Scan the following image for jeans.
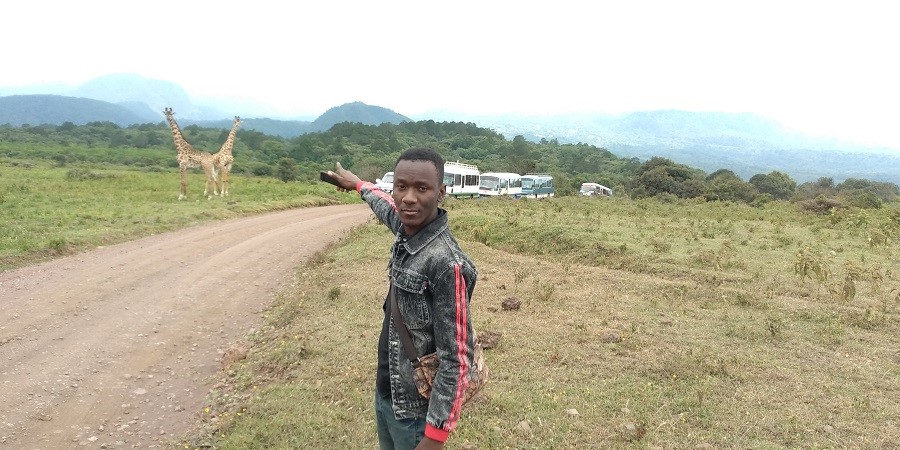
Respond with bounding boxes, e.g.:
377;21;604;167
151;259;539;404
375;393;425;450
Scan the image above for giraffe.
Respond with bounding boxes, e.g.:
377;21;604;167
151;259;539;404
212;116;241;196
163;107;219;200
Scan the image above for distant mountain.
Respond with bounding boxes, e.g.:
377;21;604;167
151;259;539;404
182;117;313;138
310;101;410;131
0;94;406;139
70;73;205;119
0;95;152;126
116;101;162;122
184;102;409;136
455;110;900;183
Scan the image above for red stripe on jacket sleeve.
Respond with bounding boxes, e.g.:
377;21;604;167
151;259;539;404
357;181;396;210
445;264;470;431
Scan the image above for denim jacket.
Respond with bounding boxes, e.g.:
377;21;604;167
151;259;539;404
357;181;478;443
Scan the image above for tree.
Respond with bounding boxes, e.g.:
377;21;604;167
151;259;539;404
796;177;836;200
330;137;348;157
276;158;298;182
261;140;287;160
249;162;273;176
706;169;739;181
507;135;536;174
628;157;706;199
816;177;835;190
131;133;150;148
749;171;796;200
705;170;756;202
837;178;900;202
57;122;77;132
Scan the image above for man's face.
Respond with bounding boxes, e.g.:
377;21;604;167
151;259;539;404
391;159;446;236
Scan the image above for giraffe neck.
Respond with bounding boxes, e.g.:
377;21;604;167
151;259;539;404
217;118;241;156
165;114;192;151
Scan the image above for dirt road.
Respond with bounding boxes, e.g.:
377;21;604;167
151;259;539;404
0;204;372;449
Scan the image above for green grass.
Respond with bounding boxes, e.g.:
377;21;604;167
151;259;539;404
183;196;900;449
445;196;899;303
0;161;360;271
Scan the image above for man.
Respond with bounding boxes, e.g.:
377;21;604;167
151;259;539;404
327;147;478;450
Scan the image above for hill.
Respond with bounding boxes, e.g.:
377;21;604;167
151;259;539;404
0;95;152;126
177;117;313;139
70;73;200;119
0;95;408;139
0;75;410;136
310;101;410;132
176;102;408;137
461;110;900;183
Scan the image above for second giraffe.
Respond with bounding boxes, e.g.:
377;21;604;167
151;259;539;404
212;116;242;197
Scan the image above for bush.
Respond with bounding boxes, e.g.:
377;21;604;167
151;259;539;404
66;168;101;180
798;195;844;214
52;153;68;167
842;190;882;209
751;193;774;207
276;158;298;182
250;163;274;177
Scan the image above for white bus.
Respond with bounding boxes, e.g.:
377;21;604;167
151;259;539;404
443;161;480;198
479;172;522;198
580;182;613;197
521;173;555;198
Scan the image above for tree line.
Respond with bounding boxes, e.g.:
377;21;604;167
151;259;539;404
1;120;897;211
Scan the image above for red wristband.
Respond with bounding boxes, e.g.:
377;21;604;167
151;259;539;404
424;424;449;442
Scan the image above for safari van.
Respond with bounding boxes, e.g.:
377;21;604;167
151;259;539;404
580;182;613;197
375;172;394;193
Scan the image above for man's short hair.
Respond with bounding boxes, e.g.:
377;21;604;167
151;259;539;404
395;147;445;183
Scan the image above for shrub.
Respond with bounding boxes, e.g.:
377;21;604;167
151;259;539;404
250;162;274;177
66;168;101;180
797;195;844;214
751;193;774;207
276;158;298;182
52;153;68;167
842;190;882;209
48;237;68;254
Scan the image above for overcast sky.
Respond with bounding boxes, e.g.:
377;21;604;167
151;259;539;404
3;0;898;149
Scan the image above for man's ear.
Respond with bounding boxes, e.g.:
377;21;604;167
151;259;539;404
439;184;446;201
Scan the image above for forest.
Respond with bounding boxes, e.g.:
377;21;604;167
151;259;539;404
1;119;897;211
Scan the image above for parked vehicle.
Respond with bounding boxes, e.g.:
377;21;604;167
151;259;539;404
479;172;522;198
580;182;613;197
443;161;480;198
520;173;554;198
375;172;394;193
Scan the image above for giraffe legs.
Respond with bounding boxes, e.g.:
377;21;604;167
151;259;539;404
219;165;231;197
203;164;219;200
212;161;233;197
179;167;188;201
179;164;220;200
203;178;215;200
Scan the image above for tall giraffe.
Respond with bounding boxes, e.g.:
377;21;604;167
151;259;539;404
163;107;219;200
212;116;241;197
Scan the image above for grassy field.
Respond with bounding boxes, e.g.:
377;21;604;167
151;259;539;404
180;196;899;449
0;161;359;271
3;160;899;448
